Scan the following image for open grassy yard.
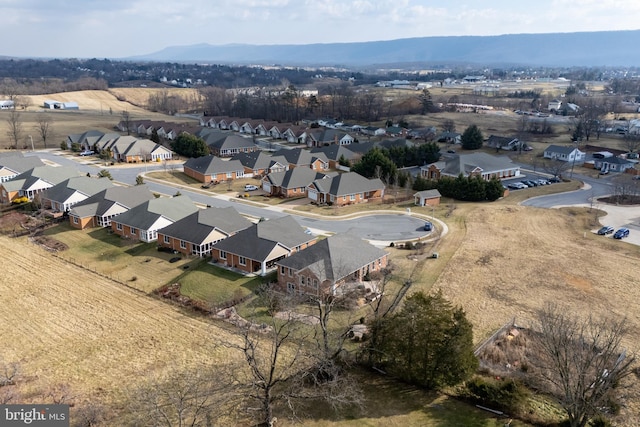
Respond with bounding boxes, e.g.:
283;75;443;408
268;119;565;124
177;263;267;306
42;224;202;293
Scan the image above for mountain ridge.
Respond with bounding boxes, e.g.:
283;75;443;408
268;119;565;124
128;30;640;67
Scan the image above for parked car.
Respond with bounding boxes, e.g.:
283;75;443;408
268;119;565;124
244;184;259;191
508;182;527;190
597;226;614;235
524;180;538;187
548;177;561;183
613;228;630;239
599;169;609;175
446;149;456;154
424;221;433;232
536;179;549;185
79;150;95;156
520;181;531;188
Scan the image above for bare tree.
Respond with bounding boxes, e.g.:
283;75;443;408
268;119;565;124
542;158;570;179
441;119;456;133
121;110;132;135
5;109;23;148
0;357;20;404
229;290;362;426
535;303;635;427
622;133;640;154
35;113;54;149
128;365;238;427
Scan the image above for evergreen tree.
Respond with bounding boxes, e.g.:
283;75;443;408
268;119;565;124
369;290;477;389
351;147;398;184
171;133;209;158
461;124;484;150
485;177;505;201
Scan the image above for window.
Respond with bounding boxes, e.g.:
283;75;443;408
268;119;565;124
287;283;295;293
281;266;285;275
131;228;137;235
116;223;122;231
300;276;305;286
239;256;246;266
313;279;318;290
220;251;227;259
226;172;233;178
343;195;346;201
237;170;244;178
350;194;356;201
180;240;186;249
164;235;170;243
73;217;78;224
288;268;293;277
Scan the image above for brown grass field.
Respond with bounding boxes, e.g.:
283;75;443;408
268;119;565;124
0;234;238;417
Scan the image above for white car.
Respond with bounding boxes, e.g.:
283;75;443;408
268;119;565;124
79;150;94;156
244;184;259;191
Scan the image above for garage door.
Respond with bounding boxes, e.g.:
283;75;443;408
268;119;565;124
262;182;271;193
307;188;317;202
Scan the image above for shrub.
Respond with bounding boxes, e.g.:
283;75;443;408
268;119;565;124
466;376;530;415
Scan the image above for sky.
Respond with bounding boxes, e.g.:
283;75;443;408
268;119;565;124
2;0;639;59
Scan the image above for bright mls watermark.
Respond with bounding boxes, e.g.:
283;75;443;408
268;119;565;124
0;405;68;426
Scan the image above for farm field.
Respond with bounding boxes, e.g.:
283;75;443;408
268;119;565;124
0;233;238;420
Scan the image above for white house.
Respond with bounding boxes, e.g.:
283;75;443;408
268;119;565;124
543;145;586;162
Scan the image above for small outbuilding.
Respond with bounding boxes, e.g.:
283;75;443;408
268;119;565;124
414;189;442;207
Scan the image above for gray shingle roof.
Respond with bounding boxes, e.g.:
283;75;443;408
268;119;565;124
277;233;388;282
183;155;244;175
112;195;198;229
44;176;114;205
441;152;515;176
212;216;313;261
310;172;384;196
310;145;357;161
0;155;44;174
266;168;327;189
69;185;154;218
545;145;580;155
208;134;255;150
158;206;252;244
2;166;79;192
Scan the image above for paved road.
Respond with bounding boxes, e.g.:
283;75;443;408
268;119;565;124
26;150;433;245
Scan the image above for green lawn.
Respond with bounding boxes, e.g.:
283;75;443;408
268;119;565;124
177;264;270;307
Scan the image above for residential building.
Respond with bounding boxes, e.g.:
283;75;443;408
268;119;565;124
262;168;331;198
275;233;389;297
210;216;316;276
420;152;520;180
232;151;288;177
157;206;252;257
41;176;114;213
183;155;245;184
0;153;44;183
0;166;78;204
543;145;586;163
307;172;385;206
68;185;155;229
110;195;199;243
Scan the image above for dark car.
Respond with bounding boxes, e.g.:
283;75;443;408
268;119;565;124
548;177;561;183
424;221;433;232
597;226;614;235
613;228;630;239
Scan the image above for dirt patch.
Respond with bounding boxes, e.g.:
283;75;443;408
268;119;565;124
598;195;640;205
29;235;68;252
